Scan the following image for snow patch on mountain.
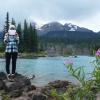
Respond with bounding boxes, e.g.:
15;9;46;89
66;23;78;31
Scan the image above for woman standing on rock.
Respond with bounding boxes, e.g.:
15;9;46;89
4;24;19;80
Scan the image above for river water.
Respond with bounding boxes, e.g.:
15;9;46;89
0;56;95;86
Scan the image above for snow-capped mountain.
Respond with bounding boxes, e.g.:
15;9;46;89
64;23;92;32
64;23;77;31
38;22;93;35
38;22;64;35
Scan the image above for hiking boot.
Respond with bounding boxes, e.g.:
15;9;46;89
11;74;15;78
7;74;11;81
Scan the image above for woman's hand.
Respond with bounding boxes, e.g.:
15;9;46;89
4;33;9;43
15;33;19;44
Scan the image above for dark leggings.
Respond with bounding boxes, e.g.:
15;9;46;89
5;52;18;74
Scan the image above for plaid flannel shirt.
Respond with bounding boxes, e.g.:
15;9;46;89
4;33;19;53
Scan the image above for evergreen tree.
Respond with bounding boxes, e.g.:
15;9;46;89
11;18;16;26
23;20;29;52
4;12;9;33
2;12;9;51
28;23;33;52
28;23;37;52
23;22;38;52
32;25;38;52
3;25;5;38
16;23;23;52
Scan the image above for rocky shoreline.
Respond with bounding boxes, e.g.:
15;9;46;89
0;72;99;100
0;72;72;100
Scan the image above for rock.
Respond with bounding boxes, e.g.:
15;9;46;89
32;93;47;100
41;80;72;95
31;85;37;90
0;72;7;80
12;96;31;100
6;81;23;91
24;85;36;92
0;96;2;100
0;72;38;99
91;86;98;94
48;80;70;88
29;75;35;80
96;92;100;100
14;73;31;84
27;91;35;98
0;80;6;90
5;73;31;92
9;90;22;98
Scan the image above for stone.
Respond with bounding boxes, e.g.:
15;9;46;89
0;72;37;99
0;96;2;100
0;72;7;80
5;73;31;92
28;75;35;80
24;85;36;92
12;96;31;100
0;80;6;90
48;80;70;88
32;93;47;100
96;92;100;100
9;90;22;98
41;80;72;95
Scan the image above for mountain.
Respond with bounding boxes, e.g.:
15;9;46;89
42;31;100;40
38;22;93;35
38;22;100;43
38;22;64;35
64;23;92;32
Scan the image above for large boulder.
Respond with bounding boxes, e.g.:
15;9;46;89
0;72;37;99
5;73;31;92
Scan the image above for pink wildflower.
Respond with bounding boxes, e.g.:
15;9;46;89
96;48;100;57
64;59;73;66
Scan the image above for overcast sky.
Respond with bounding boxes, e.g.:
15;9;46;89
0;0;100;32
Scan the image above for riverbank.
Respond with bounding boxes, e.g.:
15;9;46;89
0;72;71;100
0;52;92;59
0;52;46;59
0;72;99;100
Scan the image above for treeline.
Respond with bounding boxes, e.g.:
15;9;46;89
39;31;100;55
1;12;38;53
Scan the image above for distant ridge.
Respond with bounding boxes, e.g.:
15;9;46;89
37;22;93;35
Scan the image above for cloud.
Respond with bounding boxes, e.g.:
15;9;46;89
0;0;100;31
